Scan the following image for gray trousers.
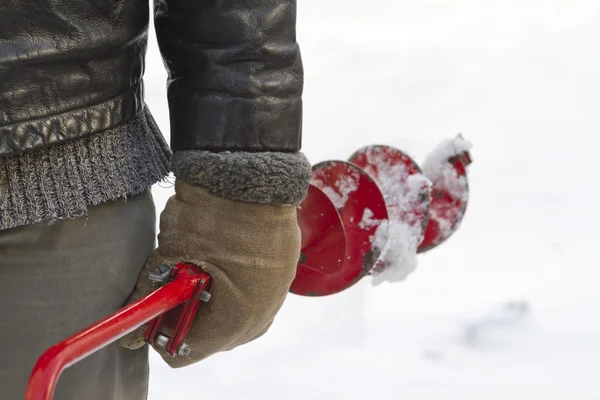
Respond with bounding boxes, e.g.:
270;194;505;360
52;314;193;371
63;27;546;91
0;191;156;400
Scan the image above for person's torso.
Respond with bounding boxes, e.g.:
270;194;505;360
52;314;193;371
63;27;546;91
0;0;149;156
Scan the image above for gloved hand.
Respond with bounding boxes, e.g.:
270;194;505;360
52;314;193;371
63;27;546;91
119;151;310;368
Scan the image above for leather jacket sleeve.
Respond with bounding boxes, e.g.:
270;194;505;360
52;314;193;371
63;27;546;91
154;0;303;153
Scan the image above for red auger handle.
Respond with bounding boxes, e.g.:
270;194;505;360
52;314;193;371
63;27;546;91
24;263;211;400
145;262;212;357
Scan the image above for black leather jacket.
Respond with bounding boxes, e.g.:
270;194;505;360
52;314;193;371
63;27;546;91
0;0;303;156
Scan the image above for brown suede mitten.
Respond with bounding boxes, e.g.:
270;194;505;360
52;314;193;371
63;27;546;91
118;178;301;368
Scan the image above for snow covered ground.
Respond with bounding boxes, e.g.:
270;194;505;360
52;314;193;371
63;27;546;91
143;1;600;399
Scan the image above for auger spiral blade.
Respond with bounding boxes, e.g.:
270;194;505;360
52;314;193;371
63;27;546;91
418;136;472;253
349;145;432;276
290;184;346;295
291;161;388;296
291;135;473;296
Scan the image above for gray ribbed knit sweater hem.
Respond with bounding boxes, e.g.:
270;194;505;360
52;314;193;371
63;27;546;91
0;107;172;231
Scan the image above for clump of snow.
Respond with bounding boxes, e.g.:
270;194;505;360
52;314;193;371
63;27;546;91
422;135;472;201
358;208;380;229
312;169;359;209
370;219;421;285
358;147;432;285
422;135;472;181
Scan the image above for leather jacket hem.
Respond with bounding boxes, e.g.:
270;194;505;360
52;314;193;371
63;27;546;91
0;82;144;157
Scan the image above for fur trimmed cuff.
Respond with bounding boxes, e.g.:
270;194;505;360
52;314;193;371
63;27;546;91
171;150;311;205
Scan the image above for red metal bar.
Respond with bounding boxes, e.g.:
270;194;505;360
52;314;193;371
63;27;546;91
24;268;204;400
144;263;211;356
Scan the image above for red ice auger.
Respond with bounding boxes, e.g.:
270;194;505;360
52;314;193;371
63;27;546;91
25;135;472;399
291;135;473;296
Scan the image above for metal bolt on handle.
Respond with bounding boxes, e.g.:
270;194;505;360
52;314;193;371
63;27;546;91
200;291;211;302
148;263;171;283
177;343;192;356
154;333;192;356
149;264;211;304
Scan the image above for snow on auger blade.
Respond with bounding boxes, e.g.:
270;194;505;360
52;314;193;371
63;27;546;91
291;135;473;296
349;145;431;278
418;136;472;252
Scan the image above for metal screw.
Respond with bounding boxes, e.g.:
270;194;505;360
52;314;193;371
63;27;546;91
154;333;170;349
148;263;171;283
200;291;211;302
178;343;191;356
154;334;191;357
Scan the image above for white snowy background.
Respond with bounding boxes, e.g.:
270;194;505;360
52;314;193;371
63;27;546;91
143;1;600;399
